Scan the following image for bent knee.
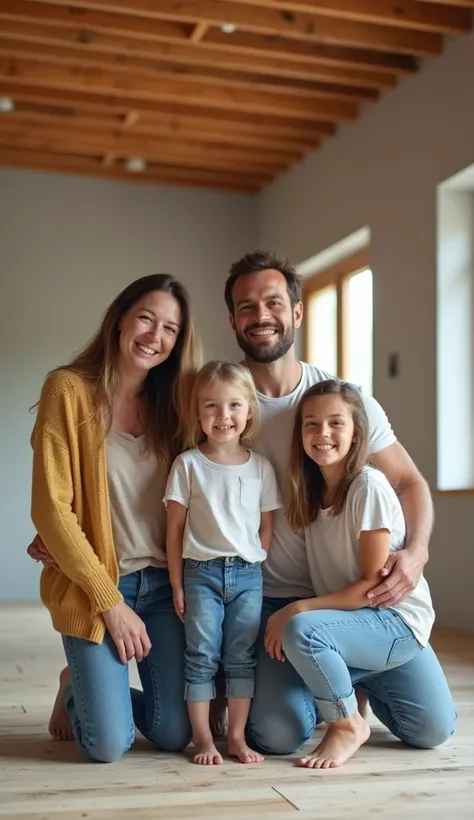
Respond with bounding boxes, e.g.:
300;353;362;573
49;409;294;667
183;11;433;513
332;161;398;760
401;711;456;750
247;713;312;755
282;612;311;656
84;730;134;763
147;720;192;753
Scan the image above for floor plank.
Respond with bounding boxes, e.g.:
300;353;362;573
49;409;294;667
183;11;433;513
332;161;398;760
0;605;473;819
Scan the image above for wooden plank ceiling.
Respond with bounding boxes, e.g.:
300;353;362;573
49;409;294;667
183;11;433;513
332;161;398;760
0;0;472;193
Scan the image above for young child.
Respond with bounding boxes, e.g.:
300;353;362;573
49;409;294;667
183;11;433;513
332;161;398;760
164;361;281;766
263;379;436;770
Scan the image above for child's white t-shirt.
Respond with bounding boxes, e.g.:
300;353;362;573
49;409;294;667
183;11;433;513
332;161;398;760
304;466;435;646
163;448;282;563
253;362;397;598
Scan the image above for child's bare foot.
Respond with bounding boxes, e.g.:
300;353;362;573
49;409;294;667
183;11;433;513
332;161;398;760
228;737;264;764
210;695;228;739
298;712;370;769
48;667;74;741
192;738;224;765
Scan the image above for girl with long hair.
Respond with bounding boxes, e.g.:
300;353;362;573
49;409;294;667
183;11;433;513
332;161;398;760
264;379;439;769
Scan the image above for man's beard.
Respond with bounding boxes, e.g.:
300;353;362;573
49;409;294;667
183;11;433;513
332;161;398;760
235;321;295;364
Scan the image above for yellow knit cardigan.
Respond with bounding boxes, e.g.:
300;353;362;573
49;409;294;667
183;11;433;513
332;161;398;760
31;369;123;643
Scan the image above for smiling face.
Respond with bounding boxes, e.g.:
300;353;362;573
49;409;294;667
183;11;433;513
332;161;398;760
198;380;251;446
229;269;303;364
118;290;182;376
301;394;356;472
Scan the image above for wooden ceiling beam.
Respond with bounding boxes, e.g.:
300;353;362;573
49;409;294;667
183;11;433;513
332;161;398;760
204;29;417;73
0;147;265;192
0;127;295;175
123;109;139;127
0;56;360;121
0;83;338;136
0;1;417;74
416;0;474;7
190;21;208;42
0;38;379;103
0;19;397;89
0;109;321;151
0;117;304;166
225;0;471;35
101;151;116;166
20;0;443;56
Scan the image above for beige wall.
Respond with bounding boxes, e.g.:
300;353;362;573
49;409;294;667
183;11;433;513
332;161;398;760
260;31;474;631
0;169;254;600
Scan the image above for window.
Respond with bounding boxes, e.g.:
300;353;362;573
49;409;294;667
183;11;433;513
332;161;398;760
437;174;474;491
303;250;373;394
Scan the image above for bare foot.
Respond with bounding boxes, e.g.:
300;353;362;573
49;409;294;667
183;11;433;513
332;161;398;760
192;737;224;765
298;712;370;769
228;737;264;764
48;667;74;741
210;695;228;739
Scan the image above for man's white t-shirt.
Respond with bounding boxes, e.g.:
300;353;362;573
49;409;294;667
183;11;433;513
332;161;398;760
252;363;397;598
163;448;282;563
304;466;434;646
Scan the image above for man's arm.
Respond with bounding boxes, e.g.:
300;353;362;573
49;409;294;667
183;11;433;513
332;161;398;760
368;441;433;608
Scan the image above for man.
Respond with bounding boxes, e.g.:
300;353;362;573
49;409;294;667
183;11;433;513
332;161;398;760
224;249;455;755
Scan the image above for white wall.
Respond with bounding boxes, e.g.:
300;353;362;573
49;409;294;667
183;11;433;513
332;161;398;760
0;169;255;600
260;31;474;631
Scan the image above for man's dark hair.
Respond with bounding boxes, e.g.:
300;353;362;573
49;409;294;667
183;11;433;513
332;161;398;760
225;250;302;313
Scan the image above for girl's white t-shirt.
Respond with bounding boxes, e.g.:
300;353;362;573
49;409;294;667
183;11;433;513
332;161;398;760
164;448;282;563
253;362;397;598
304;466;435;646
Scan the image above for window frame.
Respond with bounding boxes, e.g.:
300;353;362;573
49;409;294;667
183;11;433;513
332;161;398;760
302;248;371;379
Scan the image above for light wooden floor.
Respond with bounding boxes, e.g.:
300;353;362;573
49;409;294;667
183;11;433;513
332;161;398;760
1;605;473;820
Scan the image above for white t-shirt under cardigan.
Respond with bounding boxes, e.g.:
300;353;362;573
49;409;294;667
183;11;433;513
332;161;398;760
304;466;434;646
106;429;168;575
253;362;397;598
163;448;282;563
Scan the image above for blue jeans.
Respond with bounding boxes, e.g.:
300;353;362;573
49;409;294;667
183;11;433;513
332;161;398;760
62;568;191;763
282;607;422;722
183;557;263;701
246;597;456;754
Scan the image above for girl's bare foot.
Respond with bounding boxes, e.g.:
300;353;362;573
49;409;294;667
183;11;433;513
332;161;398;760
210;695;228;739
298;712;370;769
228;737;264;764
192;737;224;765
48;667;74;741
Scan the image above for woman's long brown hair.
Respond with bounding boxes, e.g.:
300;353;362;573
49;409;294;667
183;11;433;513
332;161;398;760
287;379;369;530
53;274;202;468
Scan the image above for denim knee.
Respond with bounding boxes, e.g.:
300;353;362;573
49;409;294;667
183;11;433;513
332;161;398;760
282;611;310;656
400;708;456;750
247;712;312;755
146;714;192;753
82;725;135;763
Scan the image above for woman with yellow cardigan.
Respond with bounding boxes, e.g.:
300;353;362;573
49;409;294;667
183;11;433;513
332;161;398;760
30;273;201;762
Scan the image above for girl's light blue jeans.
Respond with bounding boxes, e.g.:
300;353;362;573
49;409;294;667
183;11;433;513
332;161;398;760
61;568;191;763
183;557;263;701
246;597;456;754
282;607;422;722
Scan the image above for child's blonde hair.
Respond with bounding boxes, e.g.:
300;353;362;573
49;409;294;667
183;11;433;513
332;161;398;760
287;379;369;530
187;360;260;449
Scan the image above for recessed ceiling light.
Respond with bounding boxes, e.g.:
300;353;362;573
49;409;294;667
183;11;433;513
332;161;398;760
0;97;14;113
125;156;147;173
220;23;236;33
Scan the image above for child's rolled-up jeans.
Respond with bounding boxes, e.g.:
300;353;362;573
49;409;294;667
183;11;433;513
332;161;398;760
183;556;263;701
